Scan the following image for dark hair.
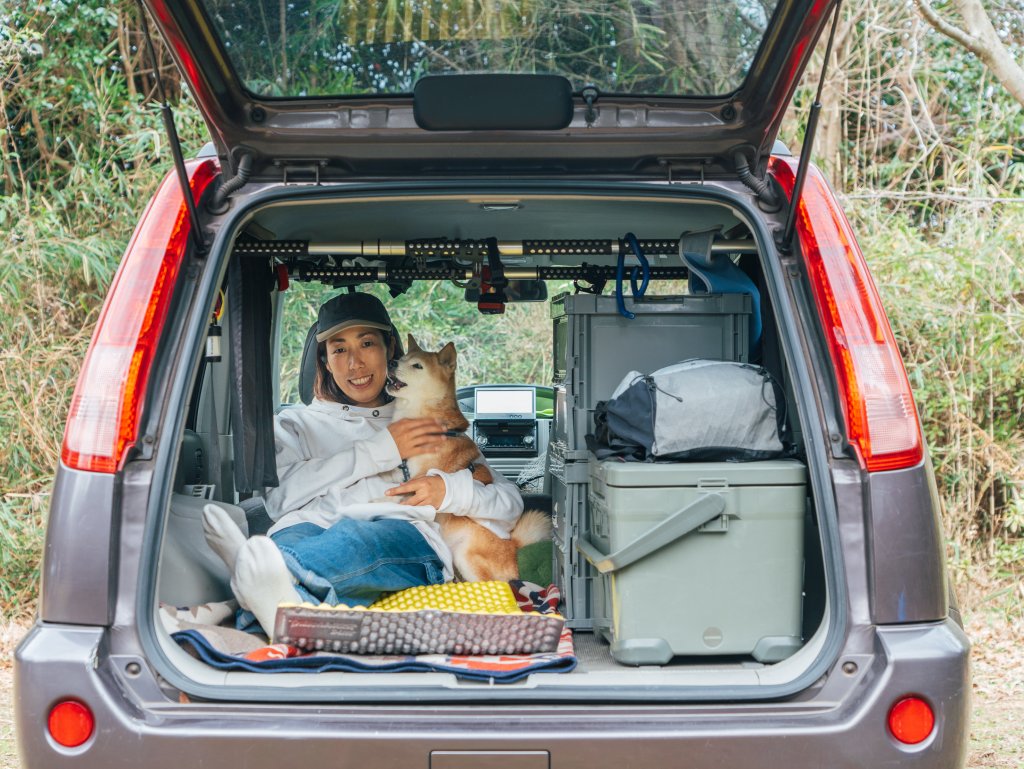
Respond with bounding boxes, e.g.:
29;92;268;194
313;328;399;405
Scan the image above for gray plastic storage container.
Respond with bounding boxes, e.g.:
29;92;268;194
580;459;806;666
551;293;751;456
548;447;595;629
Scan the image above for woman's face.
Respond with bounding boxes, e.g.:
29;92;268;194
323;326;395;407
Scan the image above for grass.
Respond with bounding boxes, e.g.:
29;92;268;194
850;199;1024;588
0;500;46;619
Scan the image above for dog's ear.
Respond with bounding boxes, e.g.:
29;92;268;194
406;333;421;353
438;342;457;370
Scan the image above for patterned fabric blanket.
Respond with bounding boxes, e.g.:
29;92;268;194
162;581;576;684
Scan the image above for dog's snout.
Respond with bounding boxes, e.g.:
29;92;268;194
388;359;398;371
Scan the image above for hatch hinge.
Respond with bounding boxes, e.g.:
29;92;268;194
581;85;600;127
274;159;328;185
657;157;711;184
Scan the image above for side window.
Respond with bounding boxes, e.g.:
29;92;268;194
276;284;333;405
274;280;563;407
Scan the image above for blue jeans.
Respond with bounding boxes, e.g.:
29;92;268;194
273;518;444;606
236;518;445;634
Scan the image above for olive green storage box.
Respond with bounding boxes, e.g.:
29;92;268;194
581;459;806;666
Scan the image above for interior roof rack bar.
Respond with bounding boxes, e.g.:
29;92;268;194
232;238;758;260
780;0;843;253
286;264;692;284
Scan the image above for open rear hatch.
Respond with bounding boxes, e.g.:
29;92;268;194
143;0;836;180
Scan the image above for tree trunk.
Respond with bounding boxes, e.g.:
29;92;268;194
915;0;1024;107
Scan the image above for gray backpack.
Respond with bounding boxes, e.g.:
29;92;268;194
589;359;788;462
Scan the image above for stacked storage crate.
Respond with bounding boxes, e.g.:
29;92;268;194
549;292;751;629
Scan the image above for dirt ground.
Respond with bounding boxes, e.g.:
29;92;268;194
963;607;1024;768
1;610;1021;768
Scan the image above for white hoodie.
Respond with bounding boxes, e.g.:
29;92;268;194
262;399;524;580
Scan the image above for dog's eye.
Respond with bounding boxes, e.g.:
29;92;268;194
412;363;424;369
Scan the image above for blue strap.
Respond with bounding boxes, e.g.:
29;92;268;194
615;232;651;319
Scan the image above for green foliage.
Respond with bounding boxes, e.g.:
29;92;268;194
0;494;47;618
783;0;1024;217
854;199;1024;577
277;281;567;404
0;0;206;611
196;0;773;97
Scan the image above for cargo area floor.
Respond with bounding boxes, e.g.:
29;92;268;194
571;631;770;673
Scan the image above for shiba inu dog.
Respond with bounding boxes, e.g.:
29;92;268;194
386;335;550;582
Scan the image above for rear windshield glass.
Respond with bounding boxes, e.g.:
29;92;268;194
200;0;780;98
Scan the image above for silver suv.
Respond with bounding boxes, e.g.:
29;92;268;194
16;0;969;767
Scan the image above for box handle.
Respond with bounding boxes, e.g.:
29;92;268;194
576;493;726;574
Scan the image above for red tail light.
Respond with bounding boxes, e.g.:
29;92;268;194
888;696;935;744
61;159;219;473
47;700;94;748
770;157;923;472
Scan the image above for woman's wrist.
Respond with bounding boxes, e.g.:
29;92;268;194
427;468;470;514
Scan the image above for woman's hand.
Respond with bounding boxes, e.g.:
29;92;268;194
387;418;445;459
385;475;446;508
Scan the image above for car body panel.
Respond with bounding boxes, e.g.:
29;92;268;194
40;468;118;625
867;462;949;624
15;619;969;768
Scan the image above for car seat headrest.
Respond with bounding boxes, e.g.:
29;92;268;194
298;322;319;406
174;428;207;489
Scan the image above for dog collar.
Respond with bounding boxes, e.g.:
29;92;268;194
397;458;476;484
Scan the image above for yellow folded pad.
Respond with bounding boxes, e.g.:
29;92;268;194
369;581;521;614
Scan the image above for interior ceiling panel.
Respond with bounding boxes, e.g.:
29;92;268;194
249;195;745;244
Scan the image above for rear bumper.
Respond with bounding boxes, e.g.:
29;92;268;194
15;620;969;769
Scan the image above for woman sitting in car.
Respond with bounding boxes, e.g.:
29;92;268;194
203;292;523;638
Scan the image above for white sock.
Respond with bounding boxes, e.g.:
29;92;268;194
231;537;302;641
202;503;247;573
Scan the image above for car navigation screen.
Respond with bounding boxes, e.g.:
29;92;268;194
475;388;535;420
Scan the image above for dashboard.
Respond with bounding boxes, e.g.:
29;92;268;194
456;384;553;486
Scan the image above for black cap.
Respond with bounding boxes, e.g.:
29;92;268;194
316;293;393;343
